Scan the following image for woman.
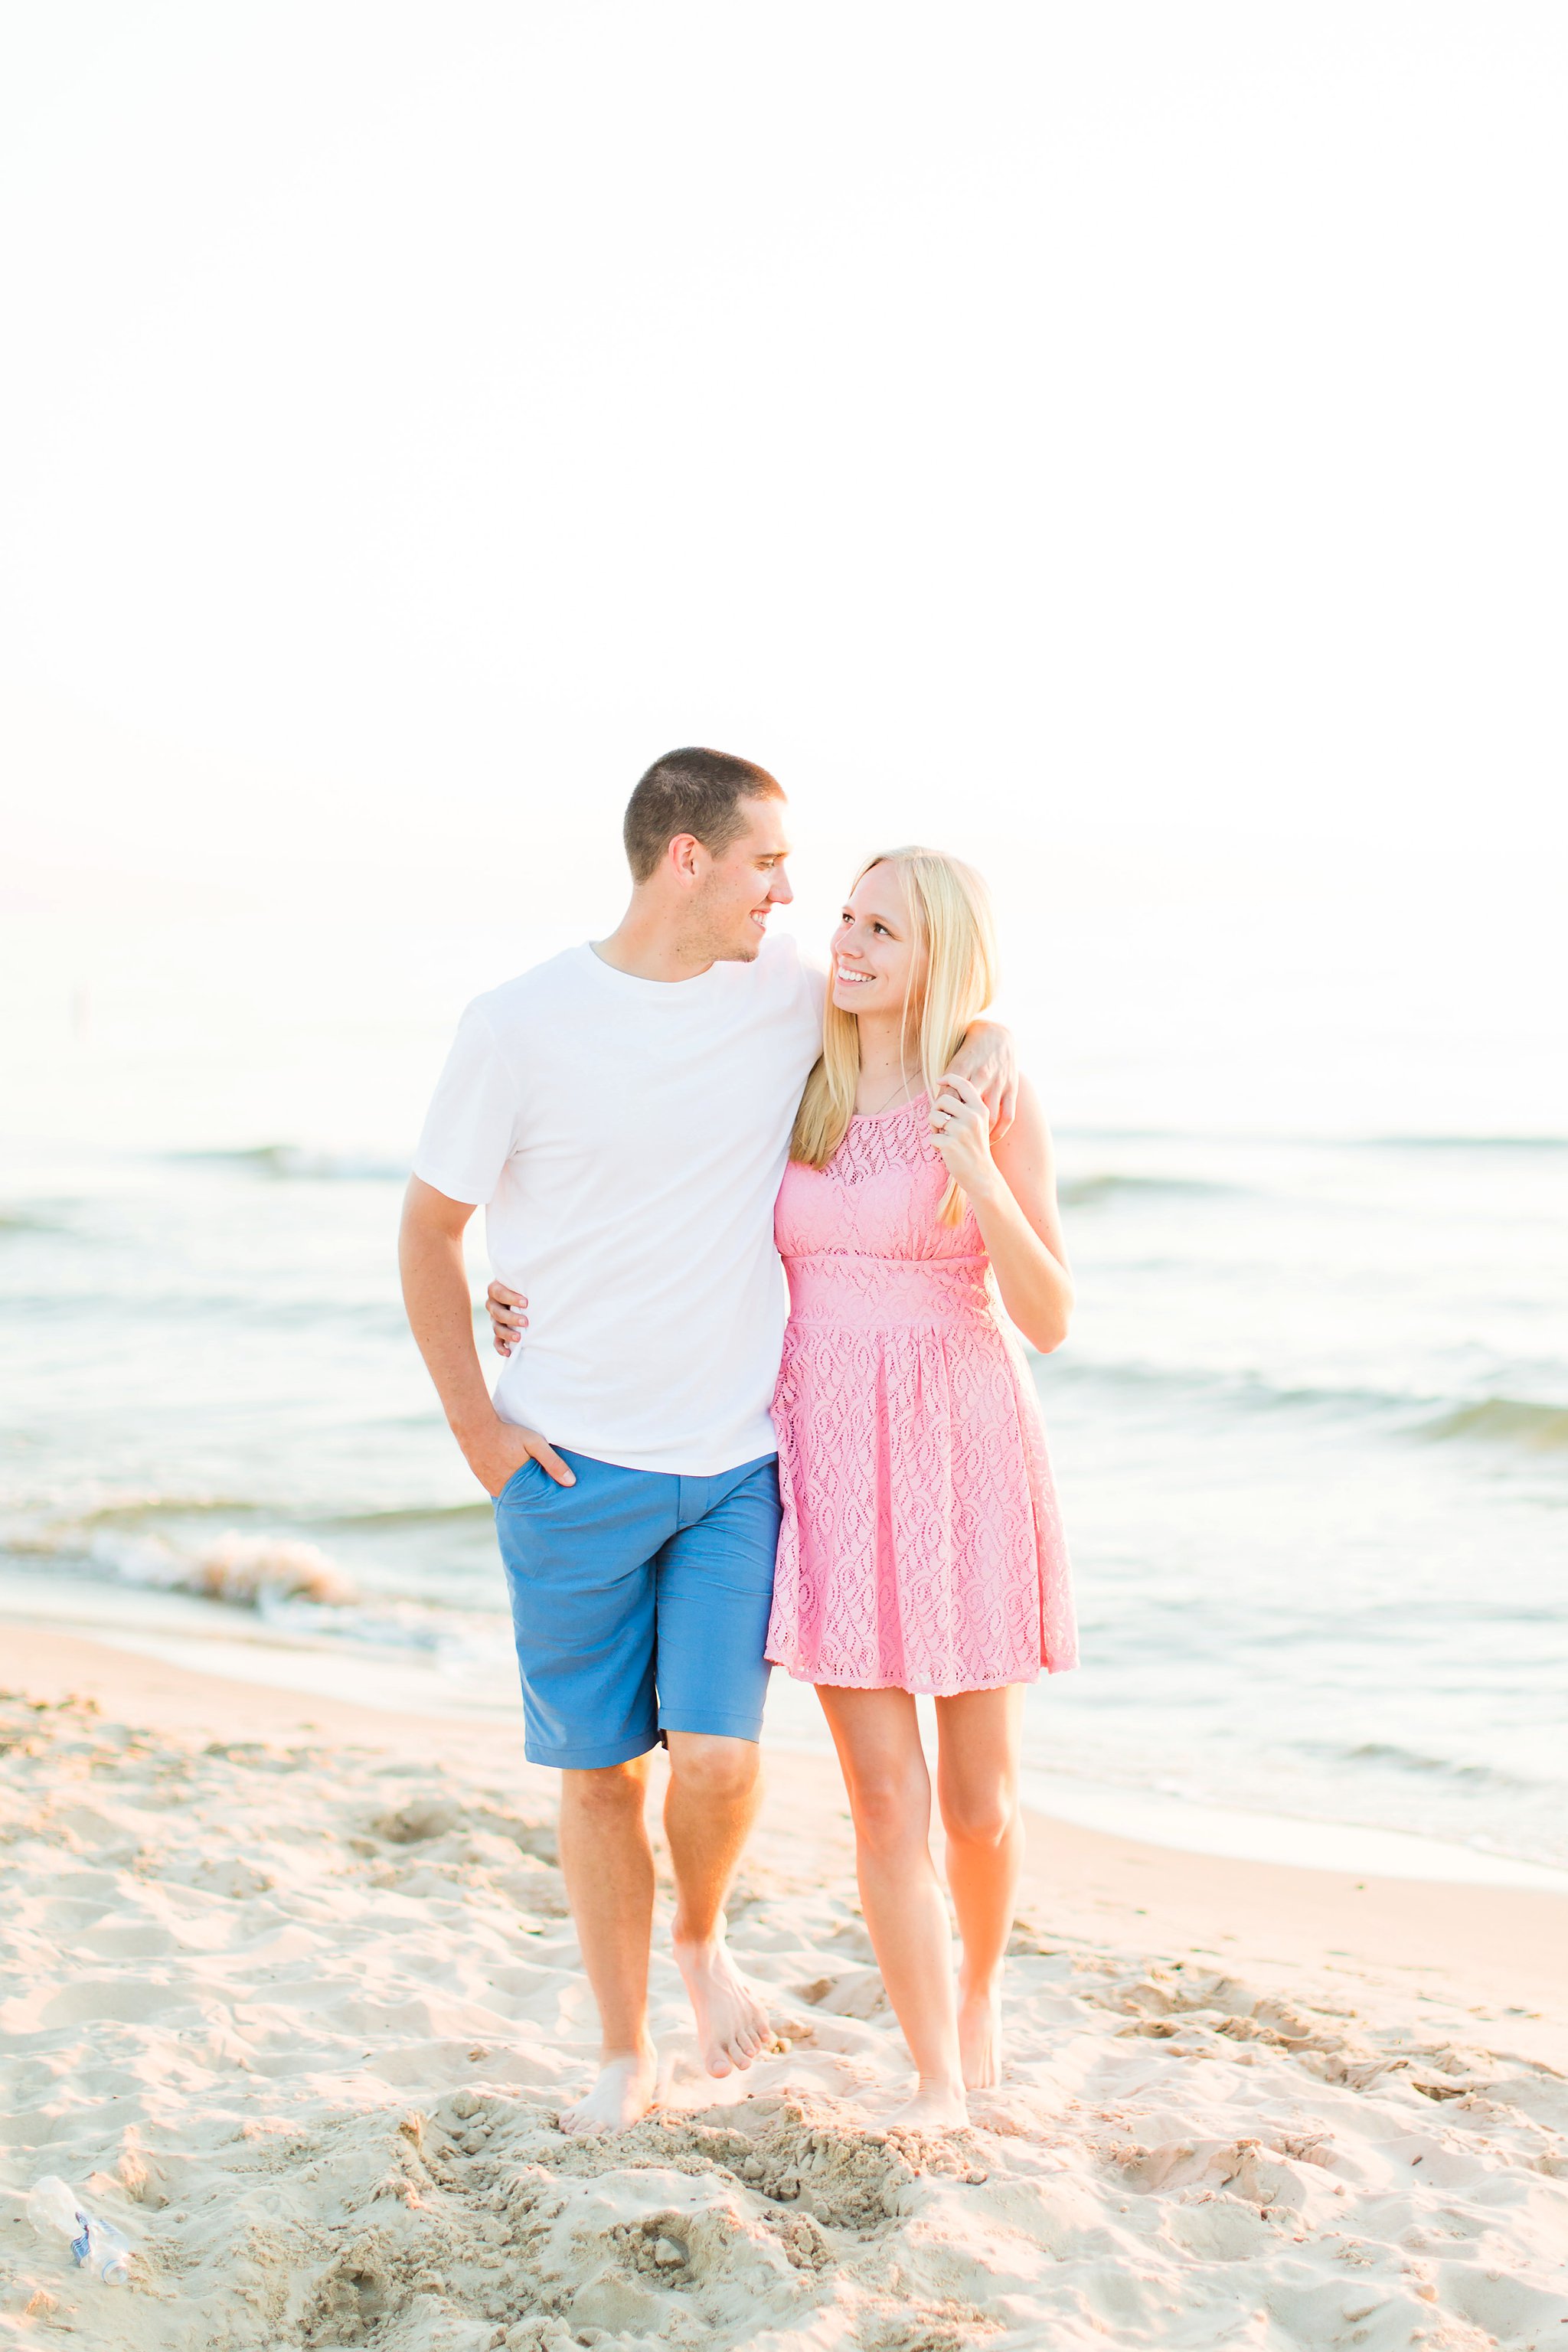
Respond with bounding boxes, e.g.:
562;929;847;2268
489;847;1075;2128
765;846;1075;2126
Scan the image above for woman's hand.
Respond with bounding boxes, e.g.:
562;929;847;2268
942;1075;1074;1353
485;1280;528;1357
930;1073;999;1197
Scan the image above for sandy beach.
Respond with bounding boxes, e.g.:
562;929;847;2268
2;1628;1565;2352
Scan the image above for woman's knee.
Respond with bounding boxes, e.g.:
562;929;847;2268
849;1769;929;1856
940;1783;1018;1851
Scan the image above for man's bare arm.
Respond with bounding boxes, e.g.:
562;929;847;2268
397;1175;574;1491
945;1019;1020;1137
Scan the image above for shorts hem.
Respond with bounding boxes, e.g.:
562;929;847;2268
657;1710;766;1745
524;1732;661;1770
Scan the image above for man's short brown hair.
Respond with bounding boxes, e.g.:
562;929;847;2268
622;747;784;884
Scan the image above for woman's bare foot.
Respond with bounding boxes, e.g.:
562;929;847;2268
889;2076;969;2130
958;1976;1003;2089
560;2043;659;2136
673;1929;773;2079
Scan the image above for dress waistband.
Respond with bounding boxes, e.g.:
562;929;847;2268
782;1251;995;1329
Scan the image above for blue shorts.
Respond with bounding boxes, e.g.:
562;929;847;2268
492;1447;780;1770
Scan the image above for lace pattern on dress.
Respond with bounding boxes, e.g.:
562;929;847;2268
765;1091;1077;1693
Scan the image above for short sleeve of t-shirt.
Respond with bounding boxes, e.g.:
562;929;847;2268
796;947;829;1021
412;999;521;1206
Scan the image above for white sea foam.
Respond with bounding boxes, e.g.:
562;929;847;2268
83;1527;360;1609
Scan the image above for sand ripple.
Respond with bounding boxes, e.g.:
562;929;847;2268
2;1691;1566;2350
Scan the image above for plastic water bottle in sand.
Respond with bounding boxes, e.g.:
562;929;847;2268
27;2177;132;2285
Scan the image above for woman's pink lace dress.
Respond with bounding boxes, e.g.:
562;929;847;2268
766;1096;1077;1693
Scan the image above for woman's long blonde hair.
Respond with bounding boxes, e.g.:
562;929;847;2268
789;845;999;1225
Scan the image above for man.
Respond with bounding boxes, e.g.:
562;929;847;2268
399;748;1014;2134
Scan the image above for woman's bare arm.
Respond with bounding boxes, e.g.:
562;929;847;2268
930;1074;1073;1352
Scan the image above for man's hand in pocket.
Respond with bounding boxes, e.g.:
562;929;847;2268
466;1416;575;1496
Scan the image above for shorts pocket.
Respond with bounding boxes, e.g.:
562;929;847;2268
495;1457;545;1508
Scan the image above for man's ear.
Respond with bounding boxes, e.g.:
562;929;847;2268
667;832;703;884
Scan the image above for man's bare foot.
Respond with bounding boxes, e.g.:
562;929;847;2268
958;1977;1003;2089
889;2076;969;2130
560;2044;658;2136
673;1928;772;2079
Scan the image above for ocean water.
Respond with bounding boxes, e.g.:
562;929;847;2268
2;901;1565;1880
2;1125;1564;1875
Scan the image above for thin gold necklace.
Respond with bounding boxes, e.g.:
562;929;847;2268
857;1065;920;1117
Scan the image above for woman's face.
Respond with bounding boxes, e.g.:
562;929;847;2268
831;863;923;1022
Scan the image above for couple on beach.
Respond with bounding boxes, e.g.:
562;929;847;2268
400;749;1076;2136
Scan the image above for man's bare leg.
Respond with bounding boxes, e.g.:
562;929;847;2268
663;1731;773;2078
556;1756;660;2132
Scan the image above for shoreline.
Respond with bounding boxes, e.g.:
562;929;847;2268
8;1621;1568;2071
5;1574;1563;1898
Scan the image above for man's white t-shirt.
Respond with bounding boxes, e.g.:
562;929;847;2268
413;936;825;1475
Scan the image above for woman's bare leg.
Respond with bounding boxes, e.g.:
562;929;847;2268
816;1685;966;2127
933;1685;1024;2089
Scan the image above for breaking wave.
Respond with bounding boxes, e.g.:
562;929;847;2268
1361;1134;1568;1153
62;1494;492;1535
79;1527;359;1609
1057;1173;1236;1207
1052;1361;1568;1457
1311;1740;1539;1791
171;1145;407;1181
1418;1397;1568;1452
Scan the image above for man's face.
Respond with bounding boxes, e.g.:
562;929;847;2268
688;795;795;962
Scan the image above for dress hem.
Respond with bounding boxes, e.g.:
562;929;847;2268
766;1655;1071;1696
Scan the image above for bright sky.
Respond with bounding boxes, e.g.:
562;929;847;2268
2;5;1565;1142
